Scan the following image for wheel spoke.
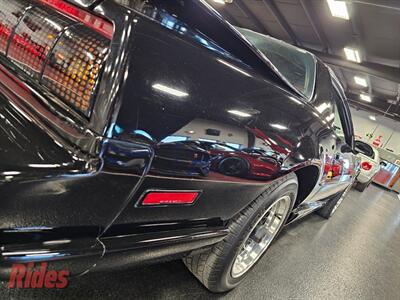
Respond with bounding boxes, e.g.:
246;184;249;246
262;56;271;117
231;195;291;278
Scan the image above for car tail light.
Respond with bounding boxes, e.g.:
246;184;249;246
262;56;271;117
41;26;110;114
0;0;114;117
8;7;73;77
0;0;30;54
141;191;201;206
40;0;114;39
361;161;372;171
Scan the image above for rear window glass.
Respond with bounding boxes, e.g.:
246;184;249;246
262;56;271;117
237;27;316;99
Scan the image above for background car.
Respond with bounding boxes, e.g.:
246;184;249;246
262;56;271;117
354;140;380;191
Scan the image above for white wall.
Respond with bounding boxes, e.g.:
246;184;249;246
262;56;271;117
351;107;400;154
174;118;249;147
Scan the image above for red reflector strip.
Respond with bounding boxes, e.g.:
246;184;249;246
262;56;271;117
141;192;200;206
40;0;114;39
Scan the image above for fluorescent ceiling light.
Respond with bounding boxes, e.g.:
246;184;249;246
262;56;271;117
228;110;251;117
152;84;189;98
344;47;361;63
360;94;371;102
217;59;252;77
327;0;349;20
354;76;368;87
270;123;288;130
369;115;376;121
212;0;226;3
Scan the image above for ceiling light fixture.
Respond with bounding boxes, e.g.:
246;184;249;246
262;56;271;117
360;94;371;102
344;47;361;63
212;0;226;4
228;110;251;117
369;115;376;121
354;76;368;87
327;0;349;20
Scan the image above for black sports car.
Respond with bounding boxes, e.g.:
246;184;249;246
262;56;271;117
0;0;364;293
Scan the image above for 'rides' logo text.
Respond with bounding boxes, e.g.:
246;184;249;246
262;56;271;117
8;262;69;289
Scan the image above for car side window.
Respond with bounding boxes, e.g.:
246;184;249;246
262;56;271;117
237;27;316;99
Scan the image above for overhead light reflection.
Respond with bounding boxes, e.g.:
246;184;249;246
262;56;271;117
360;94;371;102
316;102;331;114
289;96;303;105
28;164;61;168
269;138;278;145
270;124;288;130
326;113;335;122
152;83;189;98
2;171;21;176
228;110;251;117
217;59;252;77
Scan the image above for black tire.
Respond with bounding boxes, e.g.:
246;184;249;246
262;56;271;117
183;173;298;293
218;157;249;177
317;184;351;219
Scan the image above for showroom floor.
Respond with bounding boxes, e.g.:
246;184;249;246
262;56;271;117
2;184;400;300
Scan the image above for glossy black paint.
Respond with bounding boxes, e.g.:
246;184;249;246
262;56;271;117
0;0;357;277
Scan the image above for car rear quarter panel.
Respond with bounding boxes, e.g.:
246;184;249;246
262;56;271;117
101;0;341;230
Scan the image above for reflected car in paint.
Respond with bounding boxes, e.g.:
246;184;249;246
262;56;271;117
195;141;280;179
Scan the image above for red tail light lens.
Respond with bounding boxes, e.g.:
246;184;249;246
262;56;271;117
8;7;73;77
40;0;114;39
42;26;109;115
361;161;373;171
0;0;113;117
141;191;200;206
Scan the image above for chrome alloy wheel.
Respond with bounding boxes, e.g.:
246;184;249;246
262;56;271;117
231;195;291;278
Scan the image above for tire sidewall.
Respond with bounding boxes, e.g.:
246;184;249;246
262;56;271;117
215;176;298;291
